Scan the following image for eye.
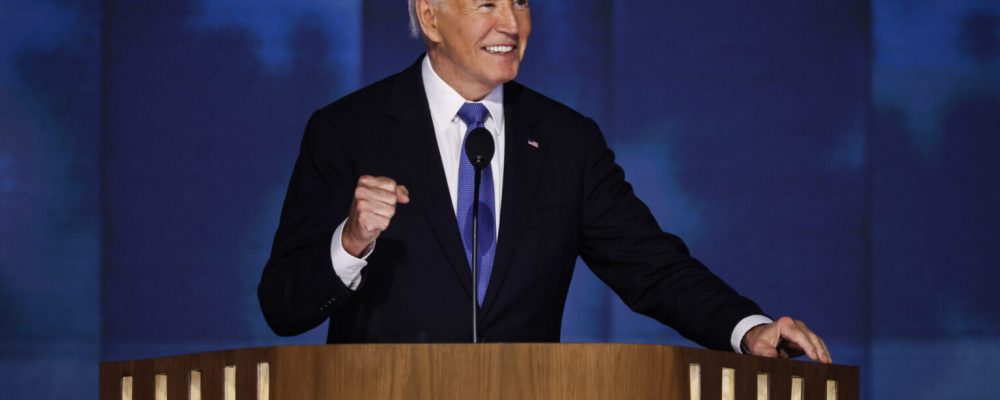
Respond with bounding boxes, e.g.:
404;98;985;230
514;0;528;6
479;2;496;9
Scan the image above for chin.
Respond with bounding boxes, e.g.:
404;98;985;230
494;68;520;84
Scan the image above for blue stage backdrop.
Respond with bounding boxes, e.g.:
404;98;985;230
871;1;1000;398
1;0;998;398
0;0;103;397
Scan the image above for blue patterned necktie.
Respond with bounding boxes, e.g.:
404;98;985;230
456;102;496;305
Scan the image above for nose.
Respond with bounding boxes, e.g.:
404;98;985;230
495;3;519;35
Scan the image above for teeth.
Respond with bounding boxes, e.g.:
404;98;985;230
485;45;513;54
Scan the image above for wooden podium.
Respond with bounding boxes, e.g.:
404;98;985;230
100;344;858;400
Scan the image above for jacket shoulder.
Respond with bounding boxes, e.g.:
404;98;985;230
316;73;400;119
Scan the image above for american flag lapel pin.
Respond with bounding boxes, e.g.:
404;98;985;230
527;139;539;149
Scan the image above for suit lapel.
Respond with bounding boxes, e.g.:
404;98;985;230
384;60;474;299
383;65;546;315
480;82;545;317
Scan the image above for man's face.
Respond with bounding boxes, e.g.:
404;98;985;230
424;0;531;98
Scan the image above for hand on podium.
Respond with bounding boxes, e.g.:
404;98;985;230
742;316;832;364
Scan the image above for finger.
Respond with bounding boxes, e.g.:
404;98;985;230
816;336;832;364
780;321;820;361
794;320;830;364
355;185;399;206
800;323;832;364
358;199;397;221
396;185;410;204
359;175;398;192
774;317;813;359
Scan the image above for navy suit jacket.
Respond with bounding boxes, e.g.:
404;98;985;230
257;58;763;350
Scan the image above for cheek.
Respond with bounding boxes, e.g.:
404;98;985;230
518;14;532;37
442;24;473;50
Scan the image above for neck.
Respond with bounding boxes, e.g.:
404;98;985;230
427;51;494;101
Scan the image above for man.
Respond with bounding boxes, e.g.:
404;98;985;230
258;0;831;363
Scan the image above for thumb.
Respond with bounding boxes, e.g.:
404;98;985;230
396;185;410;204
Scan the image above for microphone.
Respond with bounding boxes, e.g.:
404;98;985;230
465;128;495;169
464;127;494;343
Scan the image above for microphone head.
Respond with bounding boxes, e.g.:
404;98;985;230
464;127;495;169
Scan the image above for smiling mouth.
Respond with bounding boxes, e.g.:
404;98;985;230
483;45;515;54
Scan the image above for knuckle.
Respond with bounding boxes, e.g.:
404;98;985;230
374;176;396;190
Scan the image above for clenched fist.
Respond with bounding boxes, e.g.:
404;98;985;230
342;175;410;257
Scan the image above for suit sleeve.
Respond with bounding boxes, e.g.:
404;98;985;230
257;109;359;337
576;118;764;351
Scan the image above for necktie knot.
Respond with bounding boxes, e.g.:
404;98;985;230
457;102;490;129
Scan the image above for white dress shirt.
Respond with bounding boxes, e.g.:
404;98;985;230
327;56;769;353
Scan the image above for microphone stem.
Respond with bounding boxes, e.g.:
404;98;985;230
472;166;481;343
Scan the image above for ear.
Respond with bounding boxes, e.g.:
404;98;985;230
416;0;443;43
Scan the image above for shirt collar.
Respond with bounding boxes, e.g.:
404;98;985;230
421;55;504;134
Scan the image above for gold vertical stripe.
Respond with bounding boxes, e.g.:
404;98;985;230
120;376;133;400
721;368;735;400
826;379;838;400
189;370;202;400
689;363;701;400
791;376;804;400
257;362;270;400
756;373;769;400
224;366;236;400
154;374;167;400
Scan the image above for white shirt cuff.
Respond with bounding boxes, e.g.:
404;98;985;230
730;314;774;353
330;219;373;290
